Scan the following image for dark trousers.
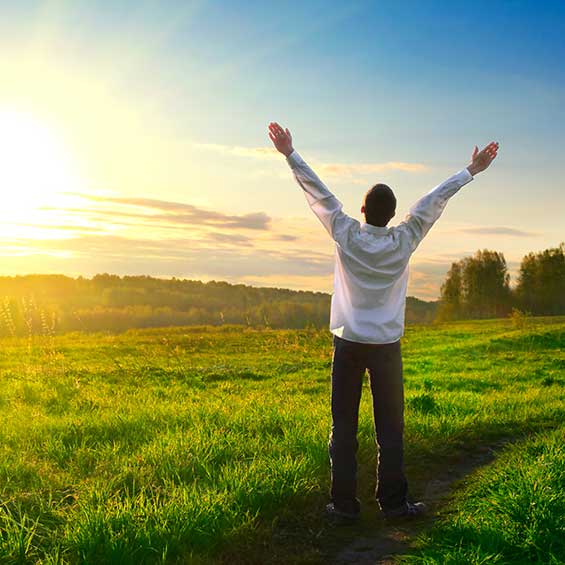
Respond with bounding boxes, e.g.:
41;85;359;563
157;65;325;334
329;335;408;513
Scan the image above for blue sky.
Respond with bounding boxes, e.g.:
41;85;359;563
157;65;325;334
0;0;563;298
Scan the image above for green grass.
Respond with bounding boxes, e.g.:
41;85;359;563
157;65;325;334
0;317;564;563
404;427;565;564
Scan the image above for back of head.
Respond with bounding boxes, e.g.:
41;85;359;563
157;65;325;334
363;183;397;227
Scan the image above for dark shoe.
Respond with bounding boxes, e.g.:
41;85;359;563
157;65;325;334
382;501;427;520
325;502;360;525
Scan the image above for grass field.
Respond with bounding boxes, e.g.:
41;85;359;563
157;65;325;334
0;317;564;564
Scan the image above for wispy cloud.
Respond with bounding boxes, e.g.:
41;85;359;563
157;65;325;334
319;162;428;176
195;143;279;159
56;194;272;230
12;223;103;233
208;232;254;246
8;234;333;279
196;143;429;177
457;226;540;237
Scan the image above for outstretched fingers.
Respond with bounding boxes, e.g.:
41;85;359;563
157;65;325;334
268;121;294;156
269;122;292;147
481;141;499;162
269;122;287;140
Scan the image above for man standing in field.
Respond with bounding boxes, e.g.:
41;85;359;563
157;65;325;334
268;122;499;522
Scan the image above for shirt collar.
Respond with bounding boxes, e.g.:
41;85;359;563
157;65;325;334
361;222;390;235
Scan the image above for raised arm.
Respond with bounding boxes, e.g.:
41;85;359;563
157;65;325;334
268;122;358;244
398;141;499;251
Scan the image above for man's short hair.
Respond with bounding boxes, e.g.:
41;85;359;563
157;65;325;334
363;183;397;226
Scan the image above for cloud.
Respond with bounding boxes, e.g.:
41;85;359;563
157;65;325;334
27;195;323;261
457;226;540;237
408;258;452;299
195;143;279;160
408;269;443;301
55;194;272;231
319;162;428;176
13;234;333;279
12;223;103;233
273;234;298;242
196;143;428;177
208;232;254;246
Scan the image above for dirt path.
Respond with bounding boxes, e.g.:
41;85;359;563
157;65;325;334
327;438;515;564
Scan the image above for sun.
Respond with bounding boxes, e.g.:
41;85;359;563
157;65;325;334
0;108;82;215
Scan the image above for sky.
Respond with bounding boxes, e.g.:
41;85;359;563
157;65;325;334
0;0;563;299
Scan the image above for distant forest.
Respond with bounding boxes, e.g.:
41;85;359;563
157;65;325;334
438;243;565;320
0;274;436;336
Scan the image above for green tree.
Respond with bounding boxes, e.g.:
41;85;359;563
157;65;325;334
516;243;565;315
461;250;510;318
438;250;511;320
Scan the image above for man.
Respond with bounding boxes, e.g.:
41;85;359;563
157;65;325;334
268;121;499;522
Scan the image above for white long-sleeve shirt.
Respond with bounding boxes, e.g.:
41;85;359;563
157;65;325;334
286;150;473;344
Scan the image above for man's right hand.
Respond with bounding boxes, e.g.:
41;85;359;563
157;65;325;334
268;122;294;157
467;141;500;176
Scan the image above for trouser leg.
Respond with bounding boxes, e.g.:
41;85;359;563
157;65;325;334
328;336;366;514
367;340;408;510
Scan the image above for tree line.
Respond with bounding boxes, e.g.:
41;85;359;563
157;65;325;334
438;243;565;320
0;274;436;336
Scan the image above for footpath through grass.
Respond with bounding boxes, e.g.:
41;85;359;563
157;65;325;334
0;317;564;563
404;426;565;564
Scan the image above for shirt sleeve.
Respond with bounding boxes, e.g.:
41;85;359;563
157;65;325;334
397;169;474;252
286;150;358;244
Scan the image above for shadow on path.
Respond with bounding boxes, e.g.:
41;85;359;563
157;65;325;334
327;437;518;565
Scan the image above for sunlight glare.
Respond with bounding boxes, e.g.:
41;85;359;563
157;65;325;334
0;109;82;215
